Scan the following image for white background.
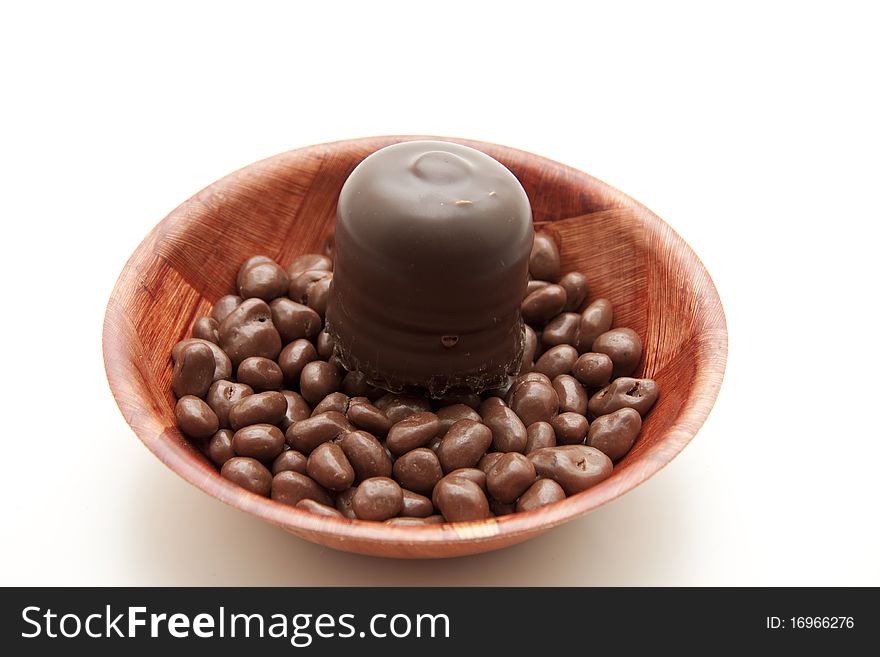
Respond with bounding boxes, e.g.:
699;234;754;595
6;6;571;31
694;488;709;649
1;1;878;586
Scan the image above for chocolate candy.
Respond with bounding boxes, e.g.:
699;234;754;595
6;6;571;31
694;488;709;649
587;407;642;460
533;344;578;380
207;429;235;466
588;378;659;417
172;341;215;398
293;271;334;319
431;469;488;515
287;253;332;279
307;442;355;491
529;232;561;282
175;395;219;439
212;295;242;323
270;298;322;343
490;499;515;516
311;392;350;416
299;360;343;406
541;312;580;348
271;449;308;475
516;478;566;512
558;272;589;311
552;374;588;415
478;395;507;414
218;298;282;368
376;393;433;424
392;448;443;496
221;457;272;496
172;338;232;383
434;393;478;408
477;452;505;474
506;371;552;390
338;430;393;481
524;421;557;453
326;141;533;396
271;470;333;507
237;255;289;301
525;279;550;296
289;269;332;307
479;400;528;453
435;404;482;438
507;376;559;426
236;356;283;392
277;339;318;386
206;380;254;429
550;412;590;445
521;284;567;324
232;424;285;461
592;328;643;378
572;352;614;388
228;391;287;431
527;445;612;495
520;324;538;372
401;489;434;517
335;487;358;519
436;419;493;473
486;453;536;504
576;299;613;352
288;270;327;303
315;330;336;360
433;477;491;522
442;468;488;493
192;316;220;343
346;397;393;436
306;275;333;318
433;392;481;407
285;411;352;454
386;411;440;455
295;499;344;518
278;390;311;430
352;477;404;521
341;371;385;401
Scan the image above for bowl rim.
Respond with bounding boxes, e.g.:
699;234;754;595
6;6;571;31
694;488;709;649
103;135;728;550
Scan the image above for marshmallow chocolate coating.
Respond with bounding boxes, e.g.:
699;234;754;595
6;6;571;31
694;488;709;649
326;141;534;397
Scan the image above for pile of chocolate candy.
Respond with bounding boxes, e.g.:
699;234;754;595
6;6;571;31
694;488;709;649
171;229;658;524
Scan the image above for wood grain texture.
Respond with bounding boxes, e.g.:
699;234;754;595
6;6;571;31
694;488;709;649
103;136;727;558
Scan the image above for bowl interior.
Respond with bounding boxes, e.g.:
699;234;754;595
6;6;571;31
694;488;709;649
103;136;727;558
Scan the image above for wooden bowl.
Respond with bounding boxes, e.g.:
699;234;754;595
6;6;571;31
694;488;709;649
103;136;727;558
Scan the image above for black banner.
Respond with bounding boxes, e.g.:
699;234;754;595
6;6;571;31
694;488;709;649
1;588;873;654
